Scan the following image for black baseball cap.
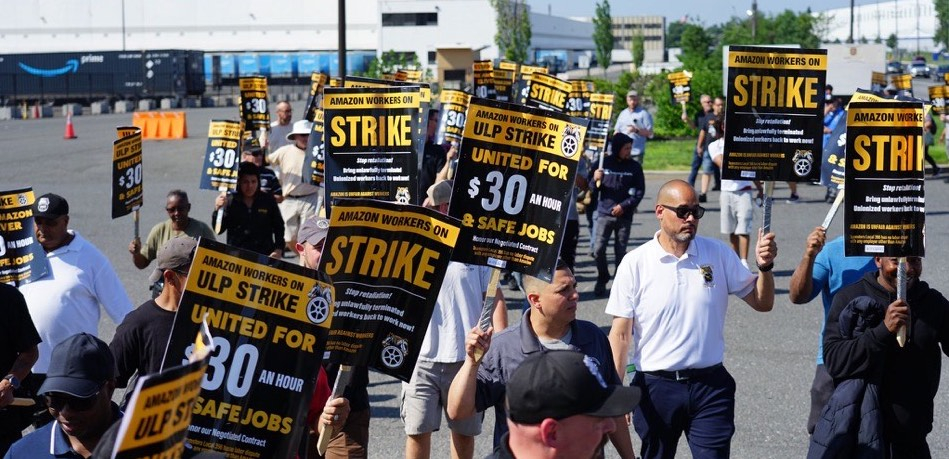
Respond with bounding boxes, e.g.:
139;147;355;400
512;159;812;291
39;333;116;397
506;350;640;425
33;193;69;219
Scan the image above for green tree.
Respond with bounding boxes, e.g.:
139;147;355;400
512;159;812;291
667;21;687;48
490;0;532;63
936;0;949;51
632;32;645;69
362;51;419;78
679;24;713;70
886;33;899;54
592;0;614;76
721;9;820;48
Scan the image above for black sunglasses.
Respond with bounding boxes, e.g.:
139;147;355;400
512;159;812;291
45;388;101;412
661;204;705;220
166;205;188;213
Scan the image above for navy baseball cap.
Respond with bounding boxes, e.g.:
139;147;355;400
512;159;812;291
39;333;116;397
506;350;641;424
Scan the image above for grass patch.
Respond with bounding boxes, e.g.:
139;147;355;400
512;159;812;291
642;139;695;171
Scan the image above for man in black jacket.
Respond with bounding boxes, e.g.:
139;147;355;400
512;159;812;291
823;256;949;457
589;133;645;297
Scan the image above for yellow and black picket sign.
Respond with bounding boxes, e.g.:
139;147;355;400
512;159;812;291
322;86;422;217
722;46;827;182
514;64;549;105
0;188;49;285
929;86;946;116
871;71;886;93
162;239;333;458
892;73;912;90
585;93;614;156
303;72;328;123
302;108;326;185
239;76;270;132
343;76;431;166
473;60;495;99
319;199;460;382
566;79;594;118
493;60;518;102
667;70;693;105
199;120;242;191
395;69;423;82
448;98;587;281
523;72;571;113
435;89;471;145
112;324;212;458
112;129;143;219
844;101;925;257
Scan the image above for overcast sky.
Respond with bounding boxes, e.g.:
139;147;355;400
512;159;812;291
525;0;862;26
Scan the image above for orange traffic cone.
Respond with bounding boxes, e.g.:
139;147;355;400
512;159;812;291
64;113;77;139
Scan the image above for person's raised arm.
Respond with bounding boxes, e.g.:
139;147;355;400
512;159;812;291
743;229;776;312
789;227;826;304
446;326;492;421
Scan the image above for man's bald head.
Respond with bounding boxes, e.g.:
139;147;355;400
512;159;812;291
657;179;698;206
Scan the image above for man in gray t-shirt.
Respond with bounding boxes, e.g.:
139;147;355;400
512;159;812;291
613;90;654;164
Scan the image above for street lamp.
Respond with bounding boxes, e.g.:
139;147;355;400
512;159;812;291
746;1;758;42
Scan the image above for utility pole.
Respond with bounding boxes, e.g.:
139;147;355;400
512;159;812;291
338;0;346;79
751;0;758;42
847;0;854;44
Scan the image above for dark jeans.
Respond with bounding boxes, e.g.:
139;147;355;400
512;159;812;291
807;364;834;435
688;148;702;187
632;366;736;459
594;214;631;283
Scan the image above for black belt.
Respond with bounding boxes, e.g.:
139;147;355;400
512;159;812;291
286;193;315;199
643;363;723;381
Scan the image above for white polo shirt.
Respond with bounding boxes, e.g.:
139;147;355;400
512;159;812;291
606;232;756;371
19;231;133;373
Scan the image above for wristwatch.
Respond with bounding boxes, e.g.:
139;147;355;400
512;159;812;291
3;374;20;390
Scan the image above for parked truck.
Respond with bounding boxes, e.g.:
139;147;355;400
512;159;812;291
0;49;205;104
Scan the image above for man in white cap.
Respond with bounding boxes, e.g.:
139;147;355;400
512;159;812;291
268;119;321;256
404;181;506;459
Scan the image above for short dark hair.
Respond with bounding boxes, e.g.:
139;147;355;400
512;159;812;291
167;189;189;203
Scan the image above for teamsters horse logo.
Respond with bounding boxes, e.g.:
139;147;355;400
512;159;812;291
560;125;581;158
395;187;411;204
381;334;409;369
792;150;814;178
305;284;332;325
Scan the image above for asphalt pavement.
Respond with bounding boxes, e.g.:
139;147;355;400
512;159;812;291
2;101;948;458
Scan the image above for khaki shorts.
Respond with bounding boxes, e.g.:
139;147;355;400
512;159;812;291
720;189;754;235
279;192;322;242
400;360;483;436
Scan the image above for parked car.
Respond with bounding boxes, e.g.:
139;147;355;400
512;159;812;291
910;61;931;78
934;65;949;82
886;61;903;73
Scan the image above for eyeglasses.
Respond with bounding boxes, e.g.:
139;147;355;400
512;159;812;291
243;150;263;157
661;204;705;220
45;389;101;412
166;205;188;213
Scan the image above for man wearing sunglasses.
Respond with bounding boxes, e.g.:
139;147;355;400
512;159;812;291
129;190;216;270
5;333;120;458
606;179;777;459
